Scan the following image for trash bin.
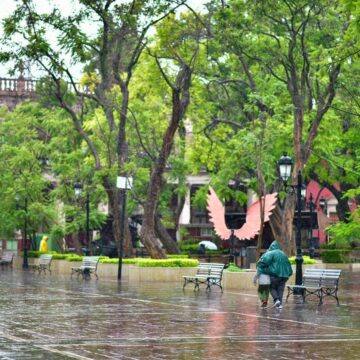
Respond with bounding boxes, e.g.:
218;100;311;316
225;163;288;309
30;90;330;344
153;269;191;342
246;246;257;268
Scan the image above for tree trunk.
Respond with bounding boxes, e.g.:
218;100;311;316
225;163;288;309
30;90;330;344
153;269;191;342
155;213;180;254
269;194;296;256
140;63;192;258
73;233;82;255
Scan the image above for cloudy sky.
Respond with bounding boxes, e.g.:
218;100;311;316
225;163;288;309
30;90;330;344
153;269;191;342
0;0;206;78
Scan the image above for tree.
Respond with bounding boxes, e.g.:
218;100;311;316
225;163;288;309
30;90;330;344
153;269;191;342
137;12;205;257
0;103;57;247
202;0;358;254
0;0;189;258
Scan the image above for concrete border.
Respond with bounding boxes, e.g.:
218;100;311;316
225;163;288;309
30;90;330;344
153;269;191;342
12;256;360;290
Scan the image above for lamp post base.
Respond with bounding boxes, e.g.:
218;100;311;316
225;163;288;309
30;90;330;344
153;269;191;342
293;254;303;295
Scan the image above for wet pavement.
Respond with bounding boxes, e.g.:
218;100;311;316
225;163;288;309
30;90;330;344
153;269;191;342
0;269;359;359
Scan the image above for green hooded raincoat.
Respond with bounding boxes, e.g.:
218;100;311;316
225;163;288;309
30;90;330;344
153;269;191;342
257;241;293;279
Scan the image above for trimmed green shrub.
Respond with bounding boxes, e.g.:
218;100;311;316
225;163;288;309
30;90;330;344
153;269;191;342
321;249;351;263
66;255;84;262
99;258;199;267
135;258;199;267
289;256;317;265
99;258;136;264
52;253;71;260
179;244;199;252
27;251;57;258
225;263;244;272
167;254;189;259
23;252;199;267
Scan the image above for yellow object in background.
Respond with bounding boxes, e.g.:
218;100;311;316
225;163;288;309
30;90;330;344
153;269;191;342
39;235;48;252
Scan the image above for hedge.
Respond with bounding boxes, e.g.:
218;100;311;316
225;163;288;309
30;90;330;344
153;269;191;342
167;254;189;259
134;258;199;267
25;252;199;267
289;256;317;265
225;263;244;272
321;249;352;263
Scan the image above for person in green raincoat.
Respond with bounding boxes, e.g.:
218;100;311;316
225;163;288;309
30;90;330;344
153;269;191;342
257;240;293;309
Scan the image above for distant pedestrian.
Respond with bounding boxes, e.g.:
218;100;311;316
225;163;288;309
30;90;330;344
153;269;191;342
256;241;293;309
253;264;271;308
39;235;48;252
198;243;206;255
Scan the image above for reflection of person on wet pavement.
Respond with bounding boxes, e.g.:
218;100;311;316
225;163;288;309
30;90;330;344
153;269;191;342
256;241;293;309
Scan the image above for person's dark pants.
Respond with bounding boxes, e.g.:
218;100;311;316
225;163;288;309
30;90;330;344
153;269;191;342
270;276;287;304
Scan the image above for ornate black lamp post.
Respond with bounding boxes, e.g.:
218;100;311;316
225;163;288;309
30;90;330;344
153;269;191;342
16;195;29;269
278;153;306;291
74;182;91;255
116;175;133;280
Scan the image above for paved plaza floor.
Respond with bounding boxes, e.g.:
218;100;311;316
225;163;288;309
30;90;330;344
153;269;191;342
0;269;359;359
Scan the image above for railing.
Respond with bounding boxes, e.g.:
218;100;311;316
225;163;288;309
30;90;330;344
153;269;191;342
0;77;91;94
0;78;38;93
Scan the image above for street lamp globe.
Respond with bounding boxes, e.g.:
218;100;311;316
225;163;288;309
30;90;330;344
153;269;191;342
278;153;293;184
74;182;83;199
301;183;307;199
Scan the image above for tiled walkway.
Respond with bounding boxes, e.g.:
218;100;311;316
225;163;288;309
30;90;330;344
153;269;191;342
0;269;359;359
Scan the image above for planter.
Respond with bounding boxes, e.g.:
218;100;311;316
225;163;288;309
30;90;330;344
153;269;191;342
128;265;195;283
12;255;360;290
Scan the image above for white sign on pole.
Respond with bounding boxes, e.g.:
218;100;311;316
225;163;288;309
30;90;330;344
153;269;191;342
116;176;133;190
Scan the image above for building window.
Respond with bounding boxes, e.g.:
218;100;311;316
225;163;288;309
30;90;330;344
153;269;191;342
200;227;213;237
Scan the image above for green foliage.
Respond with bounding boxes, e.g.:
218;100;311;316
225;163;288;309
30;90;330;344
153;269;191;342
100;258;121;264
0;104;58;239
179;243;199;252
167;254;189;259
102;257;198;267
327;207;360;248
27;251;57;258
225;263;244;272
321;249;352;263
288;256;317;265
135;258;199;267
122;258;140;265
51;253;73;260
66;255;84;262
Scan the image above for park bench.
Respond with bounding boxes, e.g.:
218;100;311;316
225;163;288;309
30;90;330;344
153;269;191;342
31;254;53;274
286;269;341;305
183;262;225;292
71;256;100;280
0;251;15;268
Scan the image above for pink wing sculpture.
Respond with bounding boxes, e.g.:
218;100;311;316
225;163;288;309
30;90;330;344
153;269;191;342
207;186;278;241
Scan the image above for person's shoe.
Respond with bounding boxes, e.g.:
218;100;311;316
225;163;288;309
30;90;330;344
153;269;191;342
261;301;268;308
278;304;283;309
274;299;281;307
